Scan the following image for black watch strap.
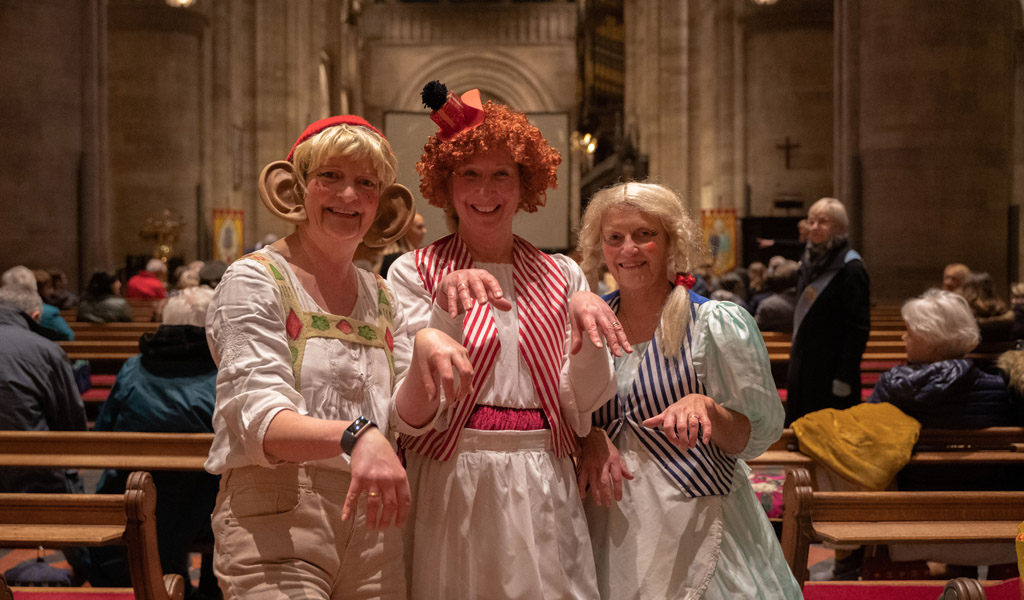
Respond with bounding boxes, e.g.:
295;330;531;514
341;416;377;455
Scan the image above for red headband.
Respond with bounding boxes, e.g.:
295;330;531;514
285;115;386;162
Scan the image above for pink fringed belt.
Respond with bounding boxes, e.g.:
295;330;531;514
464;405;550;431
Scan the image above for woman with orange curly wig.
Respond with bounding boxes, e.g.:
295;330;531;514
386;84;628;599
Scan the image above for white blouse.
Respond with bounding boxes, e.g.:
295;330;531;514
204;247;410;474
387;252;614;436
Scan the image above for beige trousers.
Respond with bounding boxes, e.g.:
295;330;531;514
212;464;406;600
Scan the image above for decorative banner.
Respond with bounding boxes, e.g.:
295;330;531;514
213;209;244;263
702;209;736;274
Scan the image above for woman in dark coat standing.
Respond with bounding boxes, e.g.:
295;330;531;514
785;197;870;425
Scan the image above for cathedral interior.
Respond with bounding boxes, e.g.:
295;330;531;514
1;0;1022;302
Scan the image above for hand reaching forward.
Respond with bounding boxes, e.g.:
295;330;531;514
412;327;474;406
436;269;513;319
642;393;715;450
568;291;632;357
577;427;634;506
396;328;475;429
341;428;410;530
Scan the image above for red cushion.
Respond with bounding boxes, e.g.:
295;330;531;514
90;374;117;387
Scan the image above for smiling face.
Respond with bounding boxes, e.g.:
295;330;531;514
301;155;380;250
601;206;669;292
450;148;521;241
806;205;838;246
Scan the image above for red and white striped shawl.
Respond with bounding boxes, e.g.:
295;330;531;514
402;233;578;460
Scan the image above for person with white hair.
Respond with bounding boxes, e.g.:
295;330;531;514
867;289;1017;428
87;284;221;597
786;197;870;425
125;257;168;300
2;265;74;340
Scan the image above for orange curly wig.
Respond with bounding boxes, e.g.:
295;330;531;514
416;101;561;214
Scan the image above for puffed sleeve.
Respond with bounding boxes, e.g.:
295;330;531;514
691;300;784;460
206;259;306;469
554;255;615;437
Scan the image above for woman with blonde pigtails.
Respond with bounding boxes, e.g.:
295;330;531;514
576;181;801;599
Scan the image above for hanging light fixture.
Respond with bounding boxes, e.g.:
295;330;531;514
165;0;196;7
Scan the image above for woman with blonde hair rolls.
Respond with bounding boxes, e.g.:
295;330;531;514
576;181;800;599
205;115;469;599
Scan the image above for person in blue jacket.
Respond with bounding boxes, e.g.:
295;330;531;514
867;288;1019;428
87;285;220;599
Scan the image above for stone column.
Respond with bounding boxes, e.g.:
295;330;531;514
107;0;206;266
0;0;107;289
839;0;1016;300
624;0;689;198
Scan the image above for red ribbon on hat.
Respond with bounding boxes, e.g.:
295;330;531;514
285;115;385;162
675;273;696;290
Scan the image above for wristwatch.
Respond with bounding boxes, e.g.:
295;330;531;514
340;416;377;456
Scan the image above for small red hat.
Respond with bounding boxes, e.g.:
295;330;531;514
285;115;386;162
421;81;486;141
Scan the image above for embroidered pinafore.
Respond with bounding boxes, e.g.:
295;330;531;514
241;252;397;392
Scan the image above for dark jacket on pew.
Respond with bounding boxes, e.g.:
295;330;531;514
88;324;219;594
0;304;87;494
867;357;1024;492
866;359;1020;429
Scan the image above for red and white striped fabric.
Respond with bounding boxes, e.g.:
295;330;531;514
403;233;577;460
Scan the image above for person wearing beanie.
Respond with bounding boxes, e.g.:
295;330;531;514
386;82;624;600
204;114;468;599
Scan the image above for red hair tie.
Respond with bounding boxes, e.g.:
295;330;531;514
675;273;696;290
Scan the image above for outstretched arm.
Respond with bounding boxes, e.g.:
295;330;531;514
395;327;474;428
642;393;751;455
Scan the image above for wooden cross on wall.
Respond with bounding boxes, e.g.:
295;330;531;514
776;136;800;170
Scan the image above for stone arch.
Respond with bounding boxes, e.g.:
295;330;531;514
394;52;557;113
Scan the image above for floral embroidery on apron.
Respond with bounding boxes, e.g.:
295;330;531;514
242;252;396;391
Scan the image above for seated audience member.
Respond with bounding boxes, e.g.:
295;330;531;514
78;271;133;323
746;261;770;313
867;289;1018;428
379;212;427;277
46;268;78;309
942;262;971;295
0;286;90;579
125;258;168;300
1010;282;1024;342
87;285;220;598
961;272;1013;342
33;269;74;340
198;260;227;289
867;289;1022;577
754;260;799;333
710;271;750;312
172;265;201;293
2;265;74;340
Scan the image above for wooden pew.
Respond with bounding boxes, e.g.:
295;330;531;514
0;431;212;471
780;467;1023;587
70;322;159;342
0;471;185;600
748;427;1024;468
765;340;908;354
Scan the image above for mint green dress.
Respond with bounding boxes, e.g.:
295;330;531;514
586;300;802;599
